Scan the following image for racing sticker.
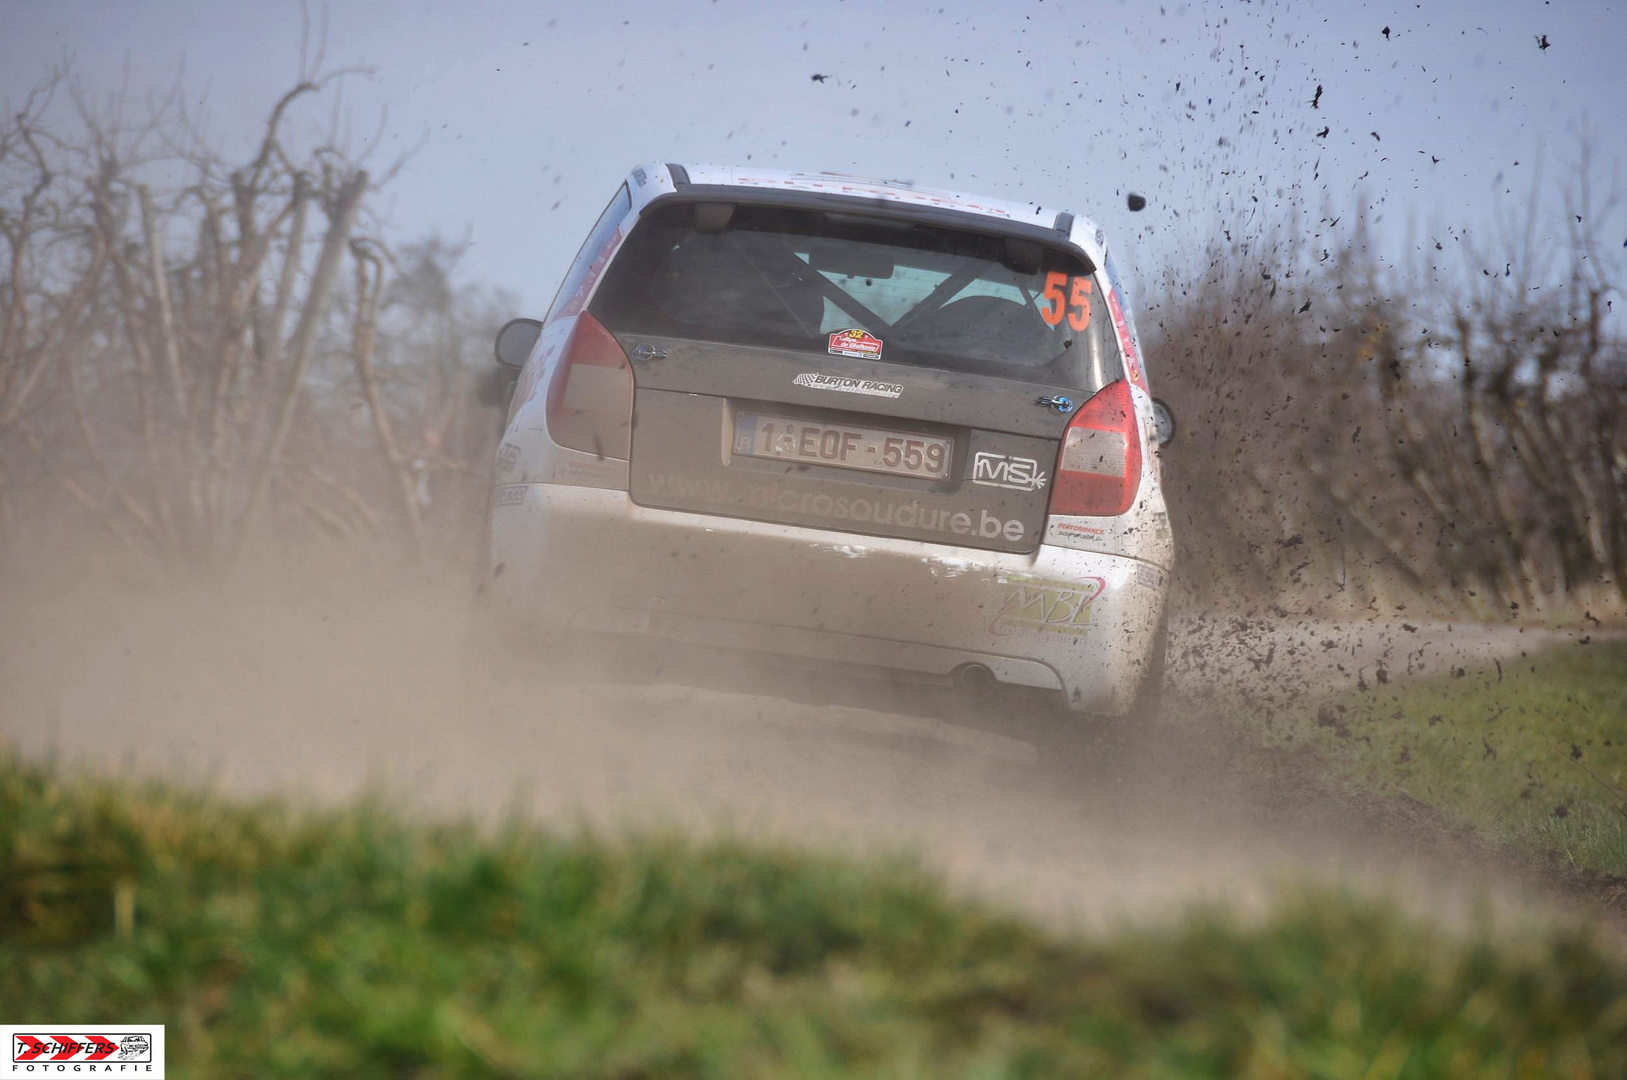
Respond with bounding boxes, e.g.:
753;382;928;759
1106;289;1146;391
990;574;1107;638
1049;519;1106;541
558;227;622;319
1102;254;1149;392
827;327;884;360
495;442;521;478
971;451;1048;492
792;372;902;399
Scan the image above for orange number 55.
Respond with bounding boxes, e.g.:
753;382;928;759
1039;271;1094;331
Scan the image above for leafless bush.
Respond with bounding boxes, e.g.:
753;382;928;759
0;51;501;569
7;48;1617;620
1153;151;1627;618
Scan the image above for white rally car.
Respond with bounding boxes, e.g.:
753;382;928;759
487;165;1175;717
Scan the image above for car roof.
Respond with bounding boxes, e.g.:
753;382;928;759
631;163;1111;271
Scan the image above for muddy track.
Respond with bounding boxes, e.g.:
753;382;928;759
0;562;1600;931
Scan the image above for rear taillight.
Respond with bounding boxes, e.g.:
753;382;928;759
546;312;633;459
1049;379;1142;517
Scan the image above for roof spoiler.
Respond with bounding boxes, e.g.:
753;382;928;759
641;184;1095;273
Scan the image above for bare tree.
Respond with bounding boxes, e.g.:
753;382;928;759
1152;147;1626;617
0;48;473;569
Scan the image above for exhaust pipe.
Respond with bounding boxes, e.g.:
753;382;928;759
952;662;996;693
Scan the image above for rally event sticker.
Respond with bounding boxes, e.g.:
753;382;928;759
827;328;884;360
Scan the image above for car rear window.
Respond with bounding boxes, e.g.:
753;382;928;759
589;201;1122;391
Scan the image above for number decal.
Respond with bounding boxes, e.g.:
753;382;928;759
1067;276;1094;331
1039;271;1093;331
1040;271;1068;326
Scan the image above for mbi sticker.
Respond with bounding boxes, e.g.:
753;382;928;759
990;575;1107;638
827;328;884;360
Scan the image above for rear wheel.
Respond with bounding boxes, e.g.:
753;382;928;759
476;528;569;676
1128;609;1170;722
1027;611;1168;773
473;495;495;600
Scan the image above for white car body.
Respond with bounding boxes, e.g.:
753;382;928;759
488;164;1173;715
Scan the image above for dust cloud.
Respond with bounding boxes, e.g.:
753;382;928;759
0;545;1587;934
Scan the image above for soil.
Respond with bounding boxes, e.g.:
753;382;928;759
1;550;1613;933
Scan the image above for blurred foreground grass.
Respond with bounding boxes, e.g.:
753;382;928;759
1240;639;1627;878
4;755;1627;1078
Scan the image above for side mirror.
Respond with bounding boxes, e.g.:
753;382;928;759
1150;398;1177;447
494;318;542;368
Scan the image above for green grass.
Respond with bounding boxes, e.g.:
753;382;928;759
1242;639;1627;878
5;756;1627;1078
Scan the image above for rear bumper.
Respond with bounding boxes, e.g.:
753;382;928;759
488;484;1167;713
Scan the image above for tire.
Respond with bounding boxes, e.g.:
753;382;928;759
1128;609;1169;722
1028;609;1168;774
472;496;495;601
473;509;566;674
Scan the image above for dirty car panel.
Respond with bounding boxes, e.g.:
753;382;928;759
488;164;1172;716
489;484;1160;713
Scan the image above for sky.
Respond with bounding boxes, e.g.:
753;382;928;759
2;0;1624;314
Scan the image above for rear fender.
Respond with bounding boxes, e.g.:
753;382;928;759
1042;385;1173;571
494;314;630;492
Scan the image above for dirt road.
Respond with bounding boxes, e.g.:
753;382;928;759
0;562;1582;928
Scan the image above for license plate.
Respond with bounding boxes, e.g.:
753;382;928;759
733;413;952;480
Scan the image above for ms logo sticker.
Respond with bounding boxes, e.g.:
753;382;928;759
971;451;1048;492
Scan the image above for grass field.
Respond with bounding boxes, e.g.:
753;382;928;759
4;754;1627;1079
1233;639;1627;879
